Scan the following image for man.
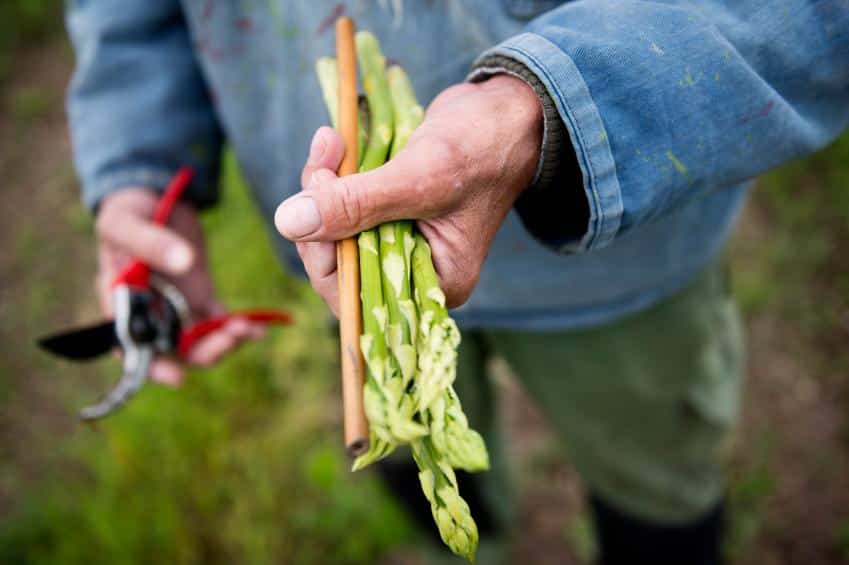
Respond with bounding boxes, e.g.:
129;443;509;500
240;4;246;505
67;1;849;563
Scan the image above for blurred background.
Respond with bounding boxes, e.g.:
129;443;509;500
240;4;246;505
1;3;848;564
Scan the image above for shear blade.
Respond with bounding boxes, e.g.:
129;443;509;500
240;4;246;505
37;320;119;360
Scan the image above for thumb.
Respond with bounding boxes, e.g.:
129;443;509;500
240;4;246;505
275;137;455;241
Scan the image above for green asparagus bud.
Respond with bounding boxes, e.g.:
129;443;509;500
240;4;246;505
357;229;424;463
355;225;400;467
315;57;340;129
379;223;417;384
411;234;461;411
314;57;368;160
387;65;424;158
428;387;490;472
378;223;427;443
412;439;479;562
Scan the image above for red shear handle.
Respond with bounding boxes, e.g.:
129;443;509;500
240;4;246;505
112;167;195;289
153;167;194;225
177;310;292;357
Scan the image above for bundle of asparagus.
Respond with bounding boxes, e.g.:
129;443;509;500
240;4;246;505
316;31;489;562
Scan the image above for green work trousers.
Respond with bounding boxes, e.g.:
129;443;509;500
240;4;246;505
432;263;744;562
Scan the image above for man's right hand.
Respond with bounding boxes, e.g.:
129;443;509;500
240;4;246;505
96;188;264;385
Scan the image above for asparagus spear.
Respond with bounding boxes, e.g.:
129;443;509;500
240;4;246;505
410;234;459;410
355;32;394;171
314;57;369;160
412;438;479;562
387;65;424;158
354;229;397;469
428;386;490;472
385;64;424;390
315;57;341;129
411;235;490;472
389;66;486;557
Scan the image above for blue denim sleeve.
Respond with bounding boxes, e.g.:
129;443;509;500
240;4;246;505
66;0;222;211
476;0;849;252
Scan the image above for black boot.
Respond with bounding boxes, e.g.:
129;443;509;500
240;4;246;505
590;493;725;565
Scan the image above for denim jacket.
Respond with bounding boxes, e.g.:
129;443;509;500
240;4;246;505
66;1;849;330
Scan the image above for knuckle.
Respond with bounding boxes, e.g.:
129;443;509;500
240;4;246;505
428;135;468;172
335;177;365;229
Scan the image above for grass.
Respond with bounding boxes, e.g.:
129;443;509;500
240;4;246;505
0;154;413;564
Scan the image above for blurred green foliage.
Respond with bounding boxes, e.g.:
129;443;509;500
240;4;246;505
732;134;849;371
0;0;62;83
7;85;55;122
0;156;413;564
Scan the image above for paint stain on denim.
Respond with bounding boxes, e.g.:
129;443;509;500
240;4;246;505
680;67;698;87
666;151;688;175
737;100;775;125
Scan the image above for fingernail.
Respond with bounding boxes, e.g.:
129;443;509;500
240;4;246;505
309;131;326;162
166;244;192;272
276;196;321;239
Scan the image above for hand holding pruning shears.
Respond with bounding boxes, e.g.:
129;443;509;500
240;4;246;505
39;168;292;419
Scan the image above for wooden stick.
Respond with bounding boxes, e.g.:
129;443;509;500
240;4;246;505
335;17;369;457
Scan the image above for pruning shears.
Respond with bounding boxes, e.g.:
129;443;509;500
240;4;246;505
37;167;292;420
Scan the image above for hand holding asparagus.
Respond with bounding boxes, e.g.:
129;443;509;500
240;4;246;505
276;50;542;310
276;30;541;561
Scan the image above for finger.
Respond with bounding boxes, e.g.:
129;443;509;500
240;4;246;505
97;209;195;276
96;270;114;316
184;329;236;367
221;317;265;341
181;317;267;367
297;240;337;280
240;322;267;340
183;315;266;366
315;273;340;318
150;358;184;387
301;127;346;188
275;136;462;242
96;245;131;317
296;241;340;317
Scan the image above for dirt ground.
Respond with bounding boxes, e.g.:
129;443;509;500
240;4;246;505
3;38;849;565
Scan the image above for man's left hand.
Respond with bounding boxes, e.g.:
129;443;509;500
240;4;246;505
275;75;542;314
